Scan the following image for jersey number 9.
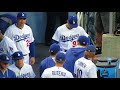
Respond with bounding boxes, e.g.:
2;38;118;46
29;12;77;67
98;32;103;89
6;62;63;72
72;41;77;47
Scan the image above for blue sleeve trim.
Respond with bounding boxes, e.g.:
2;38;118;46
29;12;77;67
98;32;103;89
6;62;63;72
52;39;59;44
29;41;35;57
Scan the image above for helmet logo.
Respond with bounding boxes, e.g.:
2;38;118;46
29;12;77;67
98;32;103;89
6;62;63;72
18;53;20;56
73;20;75;24
22;13;24;16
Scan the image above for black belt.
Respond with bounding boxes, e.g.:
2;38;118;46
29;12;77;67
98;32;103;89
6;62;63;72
23;54;28;56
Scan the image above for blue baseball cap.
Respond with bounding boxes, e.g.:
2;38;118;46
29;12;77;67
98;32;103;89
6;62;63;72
68;15;78;28
86;45;96;52
50;43;60;53
12;51;24;60
56;52;66;62
0;54;11;64
77;35;89;45
17;12;27;19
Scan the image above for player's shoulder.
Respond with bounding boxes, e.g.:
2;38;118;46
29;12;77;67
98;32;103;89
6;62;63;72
56;24;66;31
7;24;16;29
4;36;14;43
77;26;85;30
40;56;52;64
7;68;15;73
24;24;32;29
24;63;32;68
8;64;16;69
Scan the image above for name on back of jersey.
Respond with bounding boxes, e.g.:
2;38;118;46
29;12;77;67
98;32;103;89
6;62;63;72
60;34;80;42
14;34;30;42
52;71;66;77
78;61;86;68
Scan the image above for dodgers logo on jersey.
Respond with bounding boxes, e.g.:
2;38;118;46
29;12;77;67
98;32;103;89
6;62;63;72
14;34;30;42
60;34;80;42
17;72;31;78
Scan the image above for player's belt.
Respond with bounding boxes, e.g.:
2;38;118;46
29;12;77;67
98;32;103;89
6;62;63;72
23;54;28;56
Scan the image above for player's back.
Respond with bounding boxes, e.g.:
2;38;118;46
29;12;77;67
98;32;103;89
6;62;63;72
0;36;18;55
74;57;97;78
41;66;73;78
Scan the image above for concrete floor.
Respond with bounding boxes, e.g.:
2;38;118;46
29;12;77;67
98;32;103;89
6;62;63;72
32;43;49;78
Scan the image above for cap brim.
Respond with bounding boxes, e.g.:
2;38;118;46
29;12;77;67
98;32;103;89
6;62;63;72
13;57;24;60
17;17;26;19
2;60;10;64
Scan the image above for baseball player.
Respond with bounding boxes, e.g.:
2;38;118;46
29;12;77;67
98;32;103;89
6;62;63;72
0;29;18;64
74;45;97;78
41;52;73;78
39;43;60;77
4;12;35;65
8;51;36;78
0;53;16;78
63;35;89;76
52;15;90;52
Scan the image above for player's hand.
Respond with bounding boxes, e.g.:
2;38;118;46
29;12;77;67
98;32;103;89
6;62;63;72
30;57;35;65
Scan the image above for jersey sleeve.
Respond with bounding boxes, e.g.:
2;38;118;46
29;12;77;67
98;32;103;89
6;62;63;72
81;27;89;37
6;39;18;55
4;27;13;40
74;61;78;77
52;28;60;42
88;64;97;78
41;69;49;78
29;27;34;43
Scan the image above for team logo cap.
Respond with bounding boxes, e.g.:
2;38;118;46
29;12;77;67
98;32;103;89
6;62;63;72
0;54;11;64
50;43;60;53
55;52;66;62
17;12;27;19
77;35;89;45
12;51;24;60
86;45;96;53
68;15;78;28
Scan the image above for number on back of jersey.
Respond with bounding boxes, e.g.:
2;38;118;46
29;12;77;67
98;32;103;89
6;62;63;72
76;69;82;78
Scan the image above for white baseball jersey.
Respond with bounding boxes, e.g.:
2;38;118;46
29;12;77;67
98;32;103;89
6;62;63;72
0;36;18;56
41;66;73;78
8;63;36;78
52;24;89;51
4;24;34;56
74;57;97;78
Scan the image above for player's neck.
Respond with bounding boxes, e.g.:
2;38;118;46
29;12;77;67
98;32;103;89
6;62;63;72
66;23;72;30
55;63;63;67
0;34;4;41
16;23;24;29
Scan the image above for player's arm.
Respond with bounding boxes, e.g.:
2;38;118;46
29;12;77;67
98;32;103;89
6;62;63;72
74;61;78;78
41;69;49;78
88;64;97;78
39;60;46;77
52;28;60;44
29;27;35;65
6;40;18;56
4;27;13;39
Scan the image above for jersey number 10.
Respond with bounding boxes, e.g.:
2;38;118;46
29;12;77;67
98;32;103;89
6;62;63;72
77;69;82;78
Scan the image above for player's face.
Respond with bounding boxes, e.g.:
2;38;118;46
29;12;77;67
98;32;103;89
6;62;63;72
17;18;27;26
15;59;24;68
0;62;9;70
